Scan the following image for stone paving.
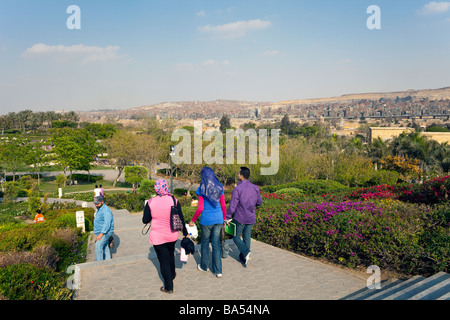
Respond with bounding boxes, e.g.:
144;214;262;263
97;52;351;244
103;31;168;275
73;208;368;300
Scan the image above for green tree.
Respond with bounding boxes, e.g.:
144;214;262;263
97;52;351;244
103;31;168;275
104;130;141;187
124;166;148;192
25;141;49;185
0;136;27;181
219;114;231;133
51;128;100;182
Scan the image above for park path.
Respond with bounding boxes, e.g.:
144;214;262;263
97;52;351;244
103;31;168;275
69;204;367;300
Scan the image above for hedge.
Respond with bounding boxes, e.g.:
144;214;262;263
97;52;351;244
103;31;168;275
0;205;94;299
253;199;449;277
0;263;72;300
260;179;350;195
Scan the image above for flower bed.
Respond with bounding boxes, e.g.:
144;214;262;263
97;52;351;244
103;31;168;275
253;200;449;277
347;176;450;205
0;205;95;300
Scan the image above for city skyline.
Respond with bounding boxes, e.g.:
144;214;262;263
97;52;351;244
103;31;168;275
1;0;450;115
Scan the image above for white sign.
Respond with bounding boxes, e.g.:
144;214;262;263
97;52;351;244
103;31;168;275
76;211;85;233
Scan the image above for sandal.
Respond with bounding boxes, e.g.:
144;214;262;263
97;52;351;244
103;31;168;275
160;287;173;294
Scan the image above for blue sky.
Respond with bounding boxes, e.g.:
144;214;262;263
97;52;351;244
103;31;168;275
0;0;450;114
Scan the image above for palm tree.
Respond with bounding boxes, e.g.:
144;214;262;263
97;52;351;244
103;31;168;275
368;137;389;164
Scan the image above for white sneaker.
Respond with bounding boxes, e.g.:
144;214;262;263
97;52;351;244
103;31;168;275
197;264;209;272
215;274;222;278
244;252;252;266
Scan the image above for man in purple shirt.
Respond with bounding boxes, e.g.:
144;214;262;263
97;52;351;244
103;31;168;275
226;167;263;267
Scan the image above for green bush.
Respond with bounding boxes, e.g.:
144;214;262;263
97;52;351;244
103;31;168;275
138;179;156;198
261;179;350;195
107;192;146;212
364;170;399;187
275;188;304;196
0;263;72;300
70;174;103;182
252;199;449;277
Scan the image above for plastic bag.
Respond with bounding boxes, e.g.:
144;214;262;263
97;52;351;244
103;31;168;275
180;247;189;262
186;224;198;239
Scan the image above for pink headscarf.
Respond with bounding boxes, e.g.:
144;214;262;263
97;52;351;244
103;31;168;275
154;179;171;196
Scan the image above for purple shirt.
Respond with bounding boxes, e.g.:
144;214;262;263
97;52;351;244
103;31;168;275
226;180;263;224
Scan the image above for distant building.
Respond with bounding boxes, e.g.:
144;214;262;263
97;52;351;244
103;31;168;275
369;127;450;144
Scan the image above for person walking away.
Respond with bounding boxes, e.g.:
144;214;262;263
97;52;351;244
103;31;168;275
93;196;114;261
94;185;102;198
226;167;263;267
189;167;227;278
142;179;189;294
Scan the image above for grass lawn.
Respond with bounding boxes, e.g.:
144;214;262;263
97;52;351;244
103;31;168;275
38;179;132;196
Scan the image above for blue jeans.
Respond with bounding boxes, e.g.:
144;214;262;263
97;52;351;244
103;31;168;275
200;224;222;274
233;221;253;258
95;231;113;261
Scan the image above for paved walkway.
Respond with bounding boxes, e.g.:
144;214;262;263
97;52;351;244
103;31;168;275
71;206;368;301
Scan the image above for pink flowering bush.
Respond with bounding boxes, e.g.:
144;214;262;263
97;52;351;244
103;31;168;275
253;200;449;276
398;175;450;205
347;176;450;205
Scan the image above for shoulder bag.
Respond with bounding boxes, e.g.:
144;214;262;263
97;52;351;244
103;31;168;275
170;196;184;232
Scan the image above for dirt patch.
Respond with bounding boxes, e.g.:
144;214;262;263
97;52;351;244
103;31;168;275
14;216;35;225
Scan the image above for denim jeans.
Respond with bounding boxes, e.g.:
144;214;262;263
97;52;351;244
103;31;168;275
94;231;113;261
233;221;253;258
200;224;222;274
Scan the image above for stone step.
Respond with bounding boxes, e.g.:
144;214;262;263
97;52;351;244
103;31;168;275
366;276;426;300
408;275;450;300
384;272;450;300
437;291;450;300
343;279;402;300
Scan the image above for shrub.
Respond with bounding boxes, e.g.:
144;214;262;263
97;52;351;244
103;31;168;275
3;181;20;203
398;175;450;205
107;192;146;212
364;170;399;187
139;179;156;198
0;263;72;300
71;174;103;182
253;200;449;276
0;245;59;270
260;179;350;195
275;188;304;196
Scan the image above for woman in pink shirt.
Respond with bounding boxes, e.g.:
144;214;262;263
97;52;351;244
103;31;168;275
142;179;188;294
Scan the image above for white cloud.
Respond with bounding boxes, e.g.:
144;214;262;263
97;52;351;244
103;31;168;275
198;19;272;39
339;58;352;64
202;59;231;66
174;60;231;73
196;10;206;17
22;43;123;64
418;2;450;15
260;50;279;57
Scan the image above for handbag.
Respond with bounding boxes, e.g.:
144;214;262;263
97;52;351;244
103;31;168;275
142;223;151;235
170;196;183;232
221;225;230;258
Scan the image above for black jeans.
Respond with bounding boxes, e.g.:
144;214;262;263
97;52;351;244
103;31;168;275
153;241;176;291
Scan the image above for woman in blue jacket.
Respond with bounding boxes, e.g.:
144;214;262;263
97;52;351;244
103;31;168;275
189;167;227;278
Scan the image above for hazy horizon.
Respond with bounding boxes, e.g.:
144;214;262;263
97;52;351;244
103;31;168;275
1;1;450;115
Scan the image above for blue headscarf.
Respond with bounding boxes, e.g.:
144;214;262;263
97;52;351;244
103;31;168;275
198;167;223;207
